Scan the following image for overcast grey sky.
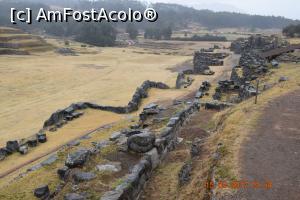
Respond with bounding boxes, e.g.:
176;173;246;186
147;0;300;20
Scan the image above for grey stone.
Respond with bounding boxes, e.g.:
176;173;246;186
65;149;90;168
18;145;29;155
100;190;123;200
96;162;122;172
41;154;58;166
72;171;96;183
145;148;160;169
34;185;50;199
279;76;288;82
0;148;7;160
271;60;279;67
37;132;47;143
109;132;123;141
92;140;111;150
190;139;202;158
27;136;38;147
127;132;156;153
167;117;180;127
27;164;42;172
143;103;158;110
6;141;19;153
57;166;70;180
178;162;192;186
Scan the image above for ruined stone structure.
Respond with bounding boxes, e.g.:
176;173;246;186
0;80;170;162
213;35;284;101
193;51;228;74
230;34;286;54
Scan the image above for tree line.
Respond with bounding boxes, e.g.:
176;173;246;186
1;0;299;46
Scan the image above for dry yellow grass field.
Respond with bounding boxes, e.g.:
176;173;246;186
0;38;232;145
0;33;236;179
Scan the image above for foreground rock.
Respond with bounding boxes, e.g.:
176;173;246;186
127;132;156;153
65;149;90;168
34;185;50;199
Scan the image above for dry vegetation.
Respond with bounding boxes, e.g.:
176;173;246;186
206;63;300;197
0;27;237;189
0;34;227;146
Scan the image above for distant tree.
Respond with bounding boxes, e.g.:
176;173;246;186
144;25;172;40
162;26;172;39
283;24;300;37
75;23;116;46
126;24;139;39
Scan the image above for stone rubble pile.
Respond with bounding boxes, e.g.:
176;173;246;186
230;34;286;54
193;51;229;74
213;35;285;102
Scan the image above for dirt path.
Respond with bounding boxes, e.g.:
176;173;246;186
225;89;300;200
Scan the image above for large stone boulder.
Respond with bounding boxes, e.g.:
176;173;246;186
6;141;19;153
127;132;156;153
34;185;50;199
65;149;90;168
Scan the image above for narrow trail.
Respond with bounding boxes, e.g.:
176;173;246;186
224;89;300;200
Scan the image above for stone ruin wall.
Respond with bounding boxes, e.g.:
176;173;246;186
0;80;170;162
